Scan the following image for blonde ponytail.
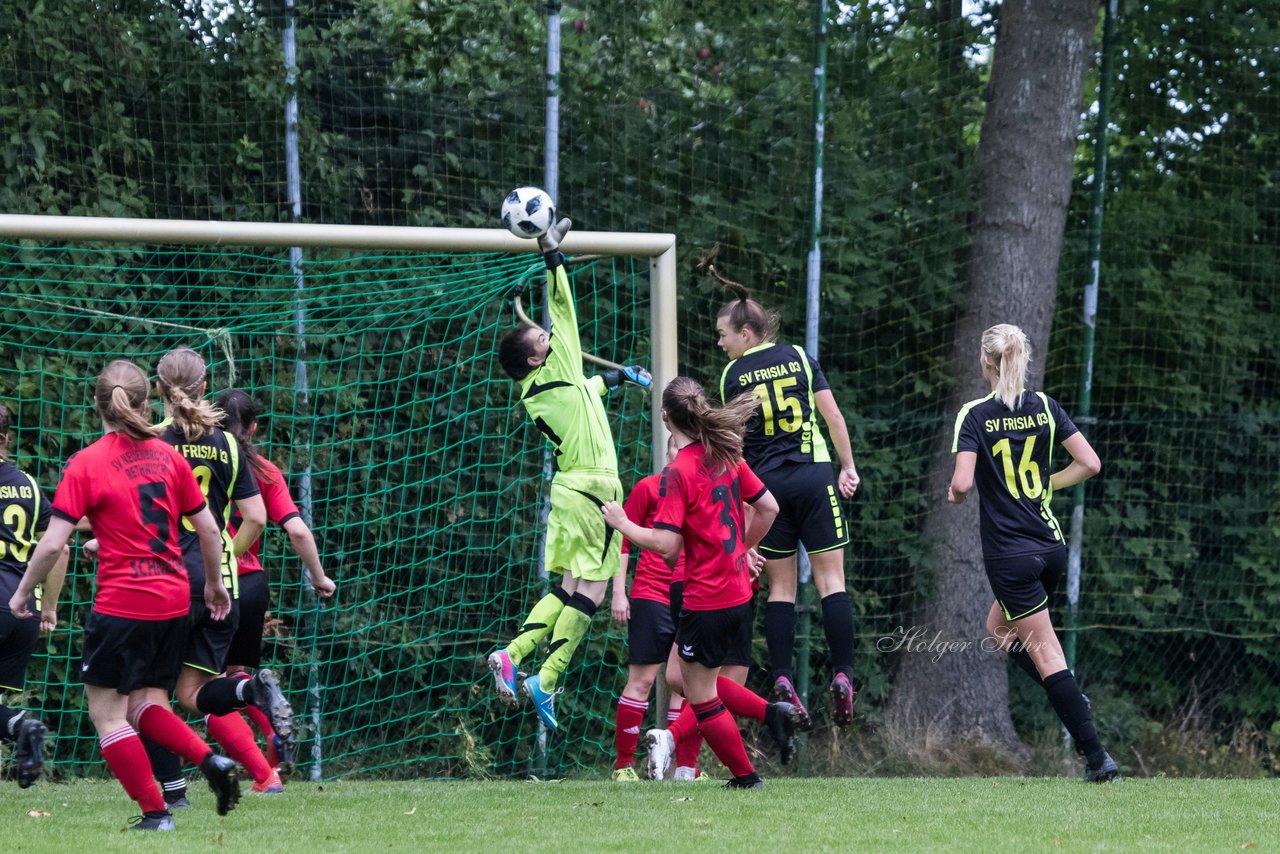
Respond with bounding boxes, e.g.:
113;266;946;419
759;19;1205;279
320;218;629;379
156;347;224;441
981;324;1030;410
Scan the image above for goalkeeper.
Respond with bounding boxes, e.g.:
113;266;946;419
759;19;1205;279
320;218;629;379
489;217;651;731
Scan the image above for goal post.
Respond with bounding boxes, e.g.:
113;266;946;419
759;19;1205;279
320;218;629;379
0;213;676;778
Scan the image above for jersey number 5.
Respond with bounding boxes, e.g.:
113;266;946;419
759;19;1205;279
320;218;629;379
991;436;1043;499
138;482;170;555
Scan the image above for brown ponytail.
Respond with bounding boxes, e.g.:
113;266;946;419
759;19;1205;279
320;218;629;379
95;360;154;440
662;376;758;476
156;347;224;441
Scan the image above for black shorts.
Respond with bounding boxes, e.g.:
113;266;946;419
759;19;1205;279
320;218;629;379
985;547;1066;622
676;603;753;669
226;571;269;670
0;609;40;691
668;582;685;628
184;597;241;675
81;611;188;694
722;595;755;668
758;463;849;558
627;597;676;665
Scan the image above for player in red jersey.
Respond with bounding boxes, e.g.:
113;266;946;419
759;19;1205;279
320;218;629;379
604;377;804;788
137;348;291;803
8;360;239;830
609;438;687;782
0;402;68;788
218;388;335;777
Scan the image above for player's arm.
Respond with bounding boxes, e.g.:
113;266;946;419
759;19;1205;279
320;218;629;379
282;516;335;597
611;549;631;624
815;389;860;498
9;517;75;618
601;502;682;567
38;541;69;632
1050;432;1101;491
949;451;977;504
537;219;585;379
231;493;266;557
186;503;230;620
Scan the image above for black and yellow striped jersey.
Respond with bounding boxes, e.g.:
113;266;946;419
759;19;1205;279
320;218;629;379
720;342;832;475
517;263;618;476
157;424;260;598
952;390;1079;558
0;460;51;613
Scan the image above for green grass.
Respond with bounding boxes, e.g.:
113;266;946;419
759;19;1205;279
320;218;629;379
5;777;1277;852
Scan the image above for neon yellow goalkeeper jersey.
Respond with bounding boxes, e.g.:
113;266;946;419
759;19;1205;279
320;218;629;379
517;263;618;476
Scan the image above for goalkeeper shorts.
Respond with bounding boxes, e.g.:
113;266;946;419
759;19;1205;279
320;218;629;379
545;472;623;582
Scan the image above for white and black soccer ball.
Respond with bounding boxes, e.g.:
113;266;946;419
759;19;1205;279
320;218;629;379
500;186;556;238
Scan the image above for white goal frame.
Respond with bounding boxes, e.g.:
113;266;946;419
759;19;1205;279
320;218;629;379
0;214;677;466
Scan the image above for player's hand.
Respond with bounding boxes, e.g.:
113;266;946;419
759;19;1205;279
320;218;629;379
310;572;336;598
603;366;653;391
83;538;100;560
601;501;629;530
611;593;630;626
838;465;860;498
746;548;765;581
537;216;572;256
205;582;232;621
8;590;34;619
947;485;966;505
40;609;58;634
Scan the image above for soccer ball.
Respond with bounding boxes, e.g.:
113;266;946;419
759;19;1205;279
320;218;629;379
500;187;556;238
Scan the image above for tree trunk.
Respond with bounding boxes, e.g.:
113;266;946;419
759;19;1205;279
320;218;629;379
884;0;1098;762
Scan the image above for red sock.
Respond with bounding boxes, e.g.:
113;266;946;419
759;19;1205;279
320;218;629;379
132;703;212;766
240;703;278;766
716;677;767;721
669;702;698;745
614;696;648;769
100;726;165;814
207;712;273;785
675;706;706;773
692;698;754;778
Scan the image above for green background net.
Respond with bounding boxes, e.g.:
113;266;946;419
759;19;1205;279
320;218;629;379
1;0;1277;777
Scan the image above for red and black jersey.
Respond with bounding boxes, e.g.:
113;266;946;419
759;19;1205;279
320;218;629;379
230;456;301;576
157;424;259;596
952;390;1079;559
0;461;52;614
51;433;206;621
620;473;685;605
652;443;767;611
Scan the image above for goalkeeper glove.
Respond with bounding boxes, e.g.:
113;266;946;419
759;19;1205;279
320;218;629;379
603;366;652;391
538;217;573;266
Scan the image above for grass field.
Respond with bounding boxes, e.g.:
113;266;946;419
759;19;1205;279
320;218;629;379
5;776;1276;852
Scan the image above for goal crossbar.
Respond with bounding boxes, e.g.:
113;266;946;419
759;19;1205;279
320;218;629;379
0;213;677;467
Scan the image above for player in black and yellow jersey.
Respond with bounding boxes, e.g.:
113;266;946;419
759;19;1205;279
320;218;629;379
716;286;861;726
488;217;651;731
0;403;67;788
948;323;1118;783
137;347;291;804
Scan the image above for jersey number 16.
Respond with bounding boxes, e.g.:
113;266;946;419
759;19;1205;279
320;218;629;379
991;436;1044;499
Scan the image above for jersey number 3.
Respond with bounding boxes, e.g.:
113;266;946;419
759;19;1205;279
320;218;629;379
991;436;1043;499
710;479;741;555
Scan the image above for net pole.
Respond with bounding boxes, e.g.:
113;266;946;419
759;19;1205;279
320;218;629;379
281;0;324;782
793;0;830;771
528;0;564;780
1064;0;1116;676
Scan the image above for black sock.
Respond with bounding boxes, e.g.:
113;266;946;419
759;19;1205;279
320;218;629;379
1043;669;1105;766
0;704;17;741
1007;641;1044;686
144;737;186;796
552;586;573;606
764;601;796;681
567;591;599;617
195;677;246;716
820;592;856;680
